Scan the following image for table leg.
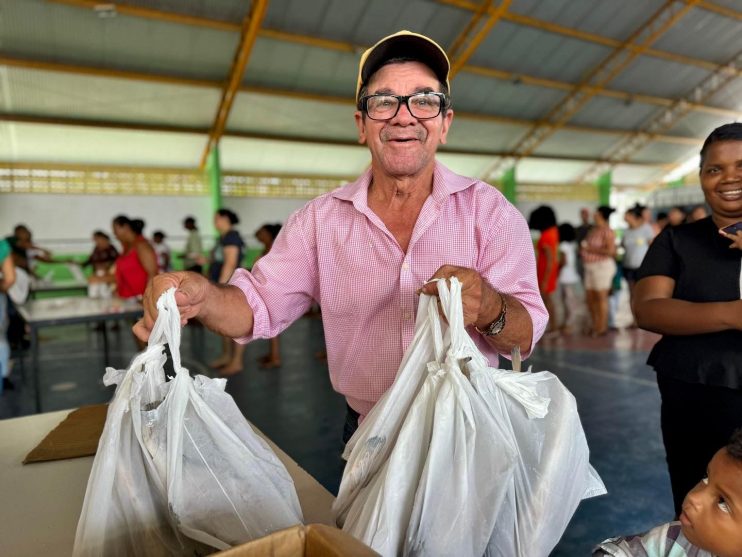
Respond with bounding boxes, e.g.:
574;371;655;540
102;321;109;366
31;327;41;413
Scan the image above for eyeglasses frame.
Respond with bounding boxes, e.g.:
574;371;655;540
357;92;449;121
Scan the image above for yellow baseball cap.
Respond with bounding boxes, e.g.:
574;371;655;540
355;30;451;103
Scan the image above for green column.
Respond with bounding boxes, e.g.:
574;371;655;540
501;166;517;204
205;144;222;233
596;171;612;206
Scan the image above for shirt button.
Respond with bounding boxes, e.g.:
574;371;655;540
402;262;410;270
403;312;412;320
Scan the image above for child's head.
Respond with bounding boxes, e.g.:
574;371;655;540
680;429;742;557
152;231;165;244
92;230;110;248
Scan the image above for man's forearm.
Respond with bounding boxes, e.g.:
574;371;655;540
198;283;255;338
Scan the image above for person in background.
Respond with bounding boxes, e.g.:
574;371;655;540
642;206;661;237
134;30;547;441
581;206;617;337
0;237;16;393
687;204;709;223
622;204;655;327
529;205;560;336
633;122;742;516
89;215;158;300
593;429;742;557
81;231;118;274
655;211;669;231
575;207;592;281
152;231;172;273
207;209;247;376
254;223;283;369
6;224;54;277
668;206;687;227
181;216;203;275
557;223;580;335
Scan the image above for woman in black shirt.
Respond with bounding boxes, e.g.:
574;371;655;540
634;123;742;515
208;209;246;375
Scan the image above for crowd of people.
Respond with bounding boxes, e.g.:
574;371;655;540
1;212;285;375
528;199;715;339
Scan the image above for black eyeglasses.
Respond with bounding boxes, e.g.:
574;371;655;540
358;92;448;121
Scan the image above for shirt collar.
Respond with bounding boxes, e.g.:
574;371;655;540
331;161;478;208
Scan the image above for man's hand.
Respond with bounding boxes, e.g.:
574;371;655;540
133;271;210;342
720;228;742;250
419;265;499;328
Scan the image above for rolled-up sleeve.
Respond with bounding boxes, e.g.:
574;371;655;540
228;209;319;344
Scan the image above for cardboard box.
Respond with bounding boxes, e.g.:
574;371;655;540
215;524;379;557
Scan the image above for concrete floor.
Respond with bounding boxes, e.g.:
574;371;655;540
1;289;675;556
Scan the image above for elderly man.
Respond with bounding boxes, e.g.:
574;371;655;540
135;30;547;440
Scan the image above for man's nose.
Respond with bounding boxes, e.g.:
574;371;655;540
390;100;417;124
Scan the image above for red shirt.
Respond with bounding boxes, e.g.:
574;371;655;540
536;226;559;294
115;238;149;298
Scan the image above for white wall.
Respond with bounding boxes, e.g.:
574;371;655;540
222;196;310;249
516;200;589;227
0;193;314;253
4;194;620;253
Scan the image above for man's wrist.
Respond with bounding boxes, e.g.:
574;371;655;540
475;289;507;336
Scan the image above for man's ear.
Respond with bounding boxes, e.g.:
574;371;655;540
438;109;454;145
354;110;367;145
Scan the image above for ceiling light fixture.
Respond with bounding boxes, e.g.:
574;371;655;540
94;4;117;18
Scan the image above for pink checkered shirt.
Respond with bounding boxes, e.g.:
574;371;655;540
230;162;547;418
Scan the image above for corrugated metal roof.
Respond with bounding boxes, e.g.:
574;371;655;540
653;7;742;65
451;72;567;120
608;56;713;99
445;118;528;154
707;77;742;111
665;111;735;139
0;122;203;166
533;130;622;160
468;21;611;84
568;97;660;131
0;0;237;79
219;136;369;175
245;38;357;97
0;0;737;189
349;0;463;48
0;68;219;127
612;163;664;186
228;92;357;141
629;142;698;166
703;0;742;9
510;0;668;42
124;0;248;23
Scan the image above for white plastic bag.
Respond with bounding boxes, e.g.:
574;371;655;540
335;291;443;514
73;288;303;557
419;280;605;557
335;278;517;557
467;355;606;555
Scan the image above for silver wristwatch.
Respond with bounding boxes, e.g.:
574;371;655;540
474;292;507;337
